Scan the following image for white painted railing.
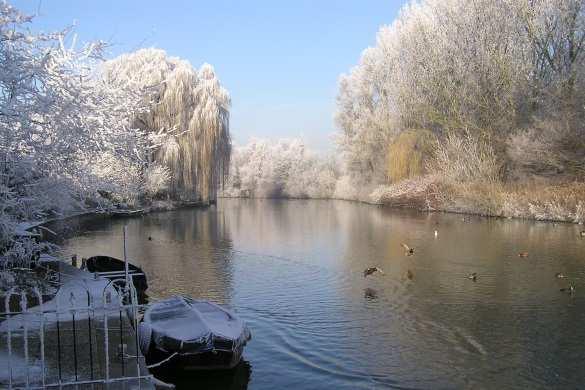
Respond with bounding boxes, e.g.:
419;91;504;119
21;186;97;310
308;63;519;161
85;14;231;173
0;276;153;389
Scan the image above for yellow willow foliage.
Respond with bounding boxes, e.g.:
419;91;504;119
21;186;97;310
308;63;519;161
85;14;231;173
387;130;436;183
102;49;231;201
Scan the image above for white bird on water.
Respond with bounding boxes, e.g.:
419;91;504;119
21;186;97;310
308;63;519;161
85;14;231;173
434;230;438;238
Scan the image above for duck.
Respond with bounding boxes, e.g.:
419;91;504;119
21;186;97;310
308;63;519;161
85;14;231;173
560;285;576;294
363;267;384;277
467;272;477;281
401;243;415;256
148;236;152;241
364;288;378;300
434;230;438;238
555;272;567;279
580;231;585;237
517;252;529;258
406;269;414;280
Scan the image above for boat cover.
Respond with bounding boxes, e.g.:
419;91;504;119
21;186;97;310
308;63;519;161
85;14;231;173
140;295;251;356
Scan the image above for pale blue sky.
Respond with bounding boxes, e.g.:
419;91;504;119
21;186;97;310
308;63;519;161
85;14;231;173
13;1;405;151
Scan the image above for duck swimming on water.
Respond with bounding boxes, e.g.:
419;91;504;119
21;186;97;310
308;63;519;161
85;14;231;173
517;252;529;258
555;272;567;279
364;288;378;300
560;285;576;294
467;272;477;281
363;267;384;277
401;243;415;256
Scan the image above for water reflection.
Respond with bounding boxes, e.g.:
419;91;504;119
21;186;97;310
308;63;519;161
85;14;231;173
55;209;235;304
59;199;585;389
154;360;252;390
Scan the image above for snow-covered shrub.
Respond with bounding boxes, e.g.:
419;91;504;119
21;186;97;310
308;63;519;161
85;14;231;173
429;131;502;183
507;119;585;178
144;164;171;199
573;202;585;224
333;174;374;202
370;175;439;207
88;153;144;206
333;175;357;201
0;177;51;268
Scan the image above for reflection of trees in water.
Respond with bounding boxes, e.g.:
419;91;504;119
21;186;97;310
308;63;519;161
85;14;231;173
156;360;252;390
57;209;235;304
134;209;234;304
45;214;114;245
221;199;342;259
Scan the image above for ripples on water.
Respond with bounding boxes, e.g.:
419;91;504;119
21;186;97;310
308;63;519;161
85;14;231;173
56;199;585;389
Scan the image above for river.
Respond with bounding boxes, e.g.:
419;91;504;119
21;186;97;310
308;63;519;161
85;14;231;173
57;199;585;389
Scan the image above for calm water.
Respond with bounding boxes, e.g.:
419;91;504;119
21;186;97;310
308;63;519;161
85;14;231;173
57;199;585;389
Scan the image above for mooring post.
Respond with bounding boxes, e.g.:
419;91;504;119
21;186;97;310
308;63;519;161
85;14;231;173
34;287;46;388
88;308;94;380
5;290;14;389
20;292;29;389
104;292;110;384
119;310;125;375
123;226;130;295
56;310;62;383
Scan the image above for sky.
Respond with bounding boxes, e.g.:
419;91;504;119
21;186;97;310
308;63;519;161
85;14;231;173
13;0;406;151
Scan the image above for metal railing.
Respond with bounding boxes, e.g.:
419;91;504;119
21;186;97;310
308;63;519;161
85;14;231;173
0;277;153;389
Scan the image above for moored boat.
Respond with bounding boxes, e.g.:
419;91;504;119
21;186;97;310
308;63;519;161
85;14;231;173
110;209;144;218
85;255;148;296
139;295;251;372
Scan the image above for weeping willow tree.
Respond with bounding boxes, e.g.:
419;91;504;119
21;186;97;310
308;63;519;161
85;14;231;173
102;48;231;201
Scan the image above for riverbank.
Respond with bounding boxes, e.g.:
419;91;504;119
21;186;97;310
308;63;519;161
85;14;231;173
2;198;212;272
371;176;585;224
221;178;585;224
18;199;211;238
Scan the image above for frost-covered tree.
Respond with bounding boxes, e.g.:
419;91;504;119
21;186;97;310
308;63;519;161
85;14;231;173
336;0;585;188
0;1;146;264
0;1;147;206
222;139;338;199
102;49;231;202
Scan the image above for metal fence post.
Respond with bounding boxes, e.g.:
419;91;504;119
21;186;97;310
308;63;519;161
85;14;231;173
20;292;29;389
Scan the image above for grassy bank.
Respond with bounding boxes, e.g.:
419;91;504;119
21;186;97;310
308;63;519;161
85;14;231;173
371;176;585;224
